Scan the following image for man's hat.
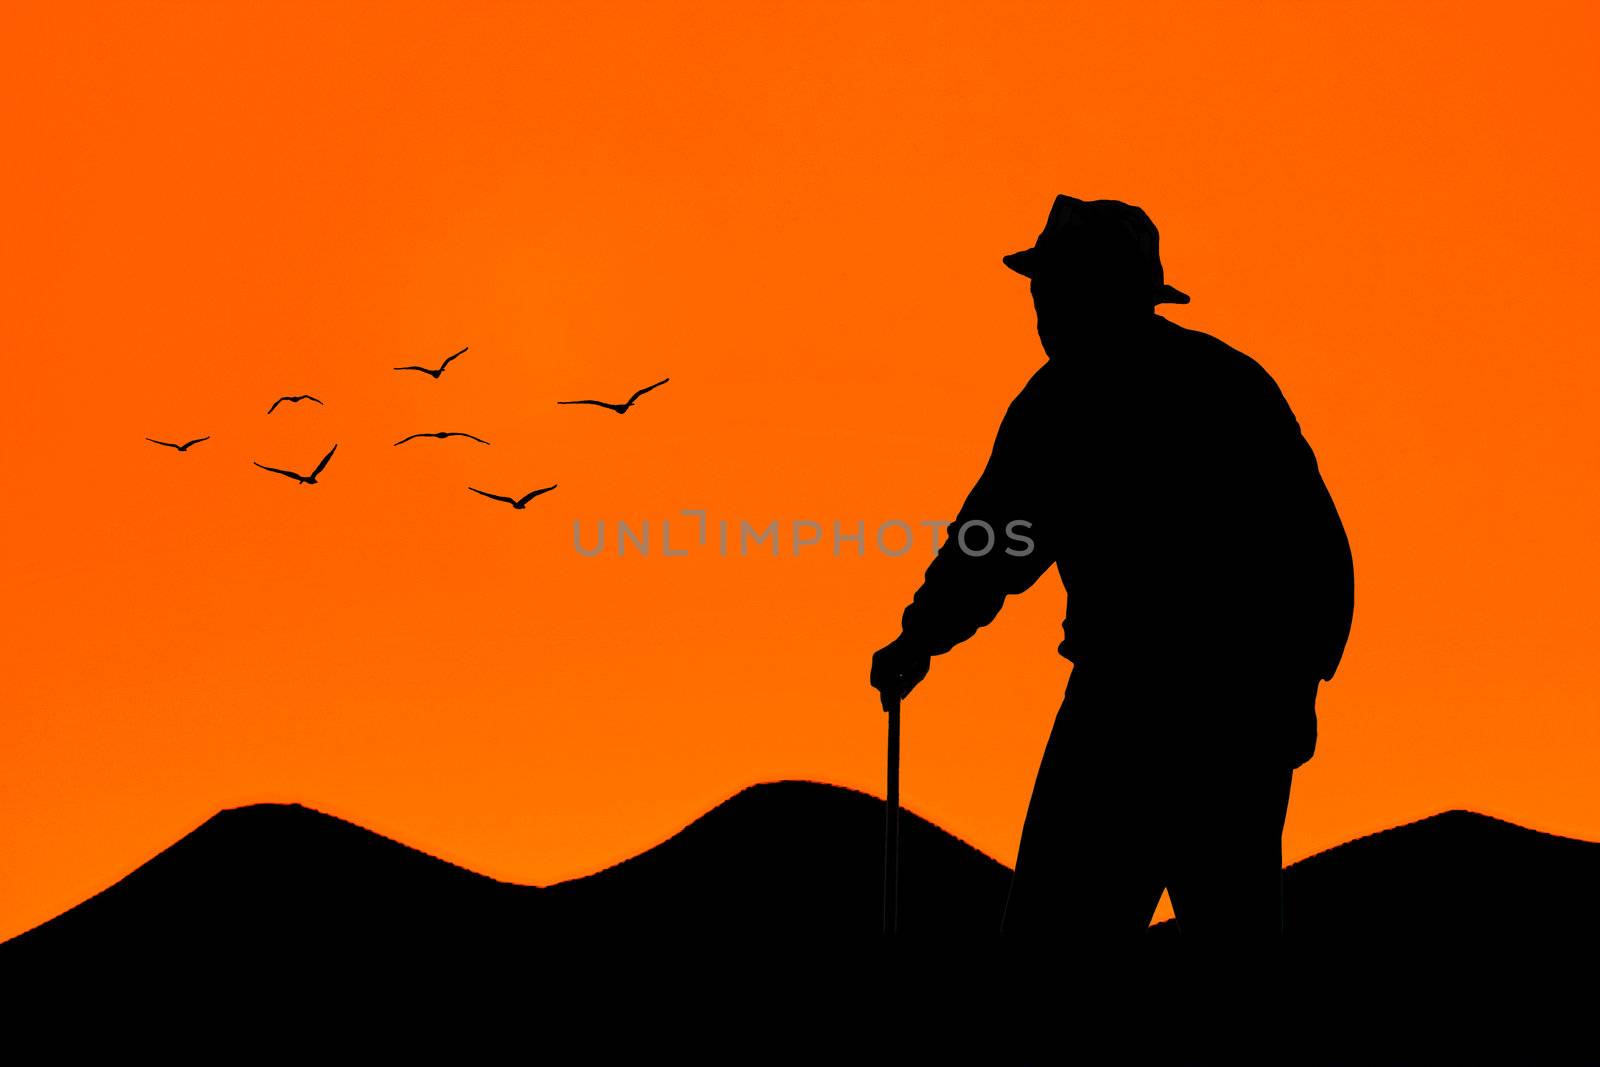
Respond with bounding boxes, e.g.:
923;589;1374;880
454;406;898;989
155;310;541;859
1002;194;1190;305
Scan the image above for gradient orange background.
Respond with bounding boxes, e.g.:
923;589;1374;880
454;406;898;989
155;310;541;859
4;1;1598;942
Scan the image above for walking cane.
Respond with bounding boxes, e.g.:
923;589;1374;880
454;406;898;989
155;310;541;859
883;689;901;934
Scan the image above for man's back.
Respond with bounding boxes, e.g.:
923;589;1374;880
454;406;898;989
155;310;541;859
1042;315;1351;679
895;312;1353;761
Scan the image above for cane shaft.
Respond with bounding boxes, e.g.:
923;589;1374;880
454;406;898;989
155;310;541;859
884;694;901;934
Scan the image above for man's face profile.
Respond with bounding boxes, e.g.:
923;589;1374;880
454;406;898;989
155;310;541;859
1029;262;1148;346
1029;269;1095;338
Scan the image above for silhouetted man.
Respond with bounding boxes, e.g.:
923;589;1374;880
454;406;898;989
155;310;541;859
870;195;1354;948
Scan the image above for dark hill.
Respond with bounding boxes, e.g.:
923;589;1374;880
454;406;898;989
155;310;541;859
1148;808;1600;952
538;778;1011;932
10;789;1600;963
5;788;1597;1058
1;800;532;966
1285;808;1600;948
0;779;1011;969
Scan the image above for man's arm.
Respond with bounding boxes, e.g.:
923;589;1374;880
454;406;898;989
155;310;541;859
1300;441;1354;682
871;367;1058;703
1244;368;1355;683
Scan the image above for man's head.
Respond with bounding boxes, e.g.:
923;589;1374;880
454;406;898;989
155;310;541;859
1005;195;1187;347
1027;265;1151;342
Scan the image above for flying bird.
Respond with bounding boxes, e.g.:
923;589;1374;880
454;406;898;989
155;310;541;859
393;347;467;379
557;377;670;414
267;395;323;414
254;444;338;485
393;431;491;446
467;484;558;510
146;436;209;452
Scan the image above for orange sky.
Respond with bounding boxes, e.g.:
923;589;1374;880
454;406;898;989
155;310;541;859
3;1;1598;942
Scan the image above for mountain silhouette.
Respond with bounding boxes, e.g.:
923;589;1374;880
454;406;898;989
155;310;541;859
9;789;1600;959
1;799;529;967
1146;808;1600;950
0;780;1008;969
1141;809;1600;1063
4;787;1595;1060
538;779;1010;933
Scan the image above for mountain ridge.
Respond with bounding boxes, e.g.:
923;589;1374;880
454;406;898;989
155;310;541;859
7;782;1598;954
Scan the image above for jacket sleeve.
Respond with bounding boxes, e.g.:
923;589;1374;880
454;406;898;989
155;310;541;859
1255;387;1355;683
898;369;1058;657
1300;437;1355;682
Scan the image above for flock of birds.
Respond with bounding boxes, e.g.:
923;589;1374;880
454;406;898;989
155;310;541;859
144;346;672;509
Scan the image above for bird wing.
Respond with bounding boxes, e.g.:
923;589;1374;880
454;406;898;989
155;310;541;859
147;438;179;449
267;397;285;413
628;377;671;404
455;433;491;445
310;444;337;478
468;487;517;505
394;433;422;446
305;396;323;405
182;437;210;449
557;399;611;408
517;484;558;506
393;365;428;373
254;462;300;479
440;347;467;370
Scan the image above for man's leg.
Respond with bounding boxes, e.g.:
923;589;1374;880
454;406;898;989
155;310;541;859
1159;756;1293;1055
1000;668;1167;944
997;668;1168;1056
1164;759;1292;944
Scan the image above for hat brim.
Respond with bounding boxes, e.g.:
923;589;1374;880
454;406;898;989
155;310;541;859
1005;248;1191;305
1002;247;1040;277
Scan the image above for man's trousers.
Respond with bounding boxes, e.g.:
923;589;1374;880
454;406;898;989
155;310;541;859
999;661;1300;943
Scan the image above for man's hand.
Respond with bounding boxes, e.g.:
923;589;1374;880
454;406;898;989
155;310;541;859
870;635;931;711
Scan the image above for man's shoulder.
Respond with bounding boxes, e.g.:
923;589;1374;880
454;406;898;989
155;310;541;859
1155;316;1269;373
1153;316;1292;410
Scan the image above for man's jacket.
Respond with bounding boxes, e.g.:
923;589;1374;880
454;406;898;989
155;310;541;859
898;314;1354;686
